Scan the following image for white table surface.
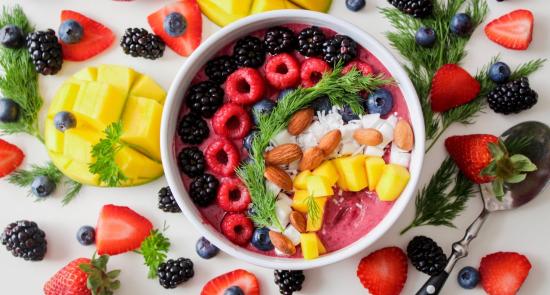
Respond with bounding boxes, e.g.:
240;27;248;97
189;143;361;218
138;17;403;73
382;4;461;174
0;0;548;294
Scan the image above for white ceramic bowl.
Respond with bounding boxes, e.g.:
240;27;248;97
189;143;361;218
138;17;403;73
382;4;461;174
161;10;425;270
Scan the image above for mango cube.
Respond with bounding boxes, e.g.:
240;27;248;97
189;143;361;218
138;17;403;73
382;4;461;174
288;0;332;12
44;120;65;154
293;170;311;190
312;161;339;186
376;164;410;201
120;96;162;161
306;175;334;198
47;82;80;118
285;0;302;9
300;233;319;260
115;146;164;181
366;157;386;191
73;67;97;81
251;0;286;14
333;155;368;192
129;75;166;103
63;128;101;164
291;190;327;214
97;64;137;94
64;161;100;185
197;0;251;27
317;235;327;254
73;81;127;131
306;202;326;232
48;152;72;170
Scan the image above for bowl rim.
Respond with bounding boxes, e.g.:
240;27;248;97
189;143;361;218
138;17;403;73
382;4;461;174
161;9;425;270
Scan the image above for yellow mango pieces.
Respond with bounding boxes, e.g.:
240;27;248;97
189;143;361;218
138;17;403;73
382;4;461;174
376;164;410;201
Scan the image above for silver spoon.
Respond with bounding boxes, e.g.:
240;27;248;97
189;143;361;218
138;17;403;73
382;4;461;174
417;121;550;295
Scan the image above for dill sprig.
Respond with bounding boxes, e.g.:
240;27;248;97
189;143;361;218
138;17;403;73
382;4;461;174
89;121;127;187
137;229;170;279
63;179;83;205
306;194;321;225
237;63;392;229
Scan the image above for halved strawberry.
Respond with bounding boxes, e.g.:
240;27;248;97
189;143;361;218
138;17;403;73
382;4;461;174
479;252;532;295
201;269;260;295
95;204;153;255
60;10;115;61
430;64;481;113
0;139;24;178
147;0;202;57
485;9;534;50
356;247;408;295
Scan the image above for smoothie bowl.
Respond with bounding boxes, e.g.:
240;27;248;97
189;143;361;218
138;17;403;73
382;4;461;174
161;10;424;270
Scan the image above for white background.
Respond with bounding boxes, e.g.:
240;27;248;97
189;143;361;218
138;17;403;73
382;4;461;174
0;0;548;294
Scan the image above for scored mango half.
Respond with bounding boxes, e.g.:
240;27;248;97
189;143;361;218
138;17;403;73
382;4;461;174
44;65;166;187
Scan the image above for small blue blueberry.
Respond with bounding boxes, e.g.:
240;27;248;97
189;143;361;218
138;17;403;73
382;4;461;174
163;12;187;37
224;286;244;295
59;20;84;44
415;27;436;48
196;236;220;259
251;99;276;125
488;62;511;84
251;227;274;251
457;266;480;289
346;0;366;12
366;88;394;116
450;13;473;36
54;111;77;132
76;225;96;246
31;175;56;198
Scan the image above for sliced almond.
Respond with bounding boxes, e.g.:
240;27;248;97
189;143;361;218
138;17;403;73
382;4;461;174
287;108;315;136
318;129;342;156
264;165;293;191
289;211;307;233
353;128;383;146
394;119;414;151
269;231;297;256
264;143;303;165
299;147;325;171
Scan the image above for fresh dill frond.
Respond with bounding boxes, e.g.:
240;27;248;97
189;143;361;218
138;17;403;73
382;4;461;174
137;229;170;279
62;179;83;206
306;194;321;225
89;121;127;187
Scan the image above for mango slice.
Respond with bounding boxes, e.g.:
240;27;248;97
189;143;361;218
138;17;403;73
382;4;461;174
366;157;386;191
291;190;327;214
306;175;334;198
293;170;312;190
120;96;162;161
301;233;320;260
73;81;127;131
376;164;410;201
73;67;97;81
312;161;339;186
130;75;166;104
333;155;368;192
97;64;137;95
289;0;332;12
47;82;80;118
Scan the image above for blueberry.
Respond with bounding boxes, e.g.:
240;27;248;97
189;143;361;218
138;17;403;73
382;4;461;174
0;98;20;123
196;236;220;259
488;62;511;84
243;130;258;153
450;13;473;36
54;111;77;132
366;88;394;116
415;27;436;48
251;227;274;251
338;105;360;123
224;286;244;295
164;12;187;37
31;175;56;198
59;20;84;44
76;225;96;245
310;96;332;114
457;266;480;289
0;25;25;48
277;88;295;102
251;99;276;125
346;0;366;11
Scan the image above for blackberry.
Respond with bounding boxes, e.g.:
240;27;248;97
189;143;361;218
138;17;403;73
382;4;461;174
388;0;433;18
233;36;265;68
120;28;165;60
297;26;326;57
1;220;47;261
26;29;63;75
205;55;237;84
189;173;219;207
157;257;194;289
321;35;358;66
178;113;210;144
487;77;538;114
178;146;205;178
407;236;447;276
158;186;181;213
264;26;296;55
185;81;224;118
274;270;305;295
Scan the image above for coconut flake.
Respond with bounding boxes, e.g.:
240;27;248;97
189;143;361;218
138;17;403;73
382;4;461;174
360;113;381;128
283;225;302;246
376;120;394;147
390;144;411;167
297;132;318;150
364;146;385;157
272;130;297;146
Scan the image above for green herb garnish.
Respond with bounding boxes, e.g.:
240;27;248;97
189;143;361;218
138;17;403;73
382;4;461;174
89;121;127;187
306;193;321;226
79;253;121;295
137;229;170;279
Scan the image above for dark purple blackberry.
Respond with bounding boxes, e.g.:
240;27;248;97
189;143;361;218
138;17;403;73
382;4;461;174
487;77;538;115
185;81;224;118
157;257;194;289
158;186;181;213
178;146;205;178
205;55;237;84
189;173;219;207
178;113;210;145
388;0;433;18
407;236;447;276
26;29;63;75
1;220;47;261
120;28;165;60
297;26;326;57
264;26;296;55
232;36;265;68
321;35;358;66
274;270;306;295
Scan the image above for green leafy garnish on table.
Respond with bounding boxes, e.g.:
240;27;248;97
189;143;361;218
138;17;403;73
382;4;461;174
89;121;128;187
137;229;170;279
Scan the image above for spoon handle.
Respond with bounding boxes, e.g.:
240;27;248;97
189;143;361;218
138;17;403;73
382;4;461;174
416;208;490;295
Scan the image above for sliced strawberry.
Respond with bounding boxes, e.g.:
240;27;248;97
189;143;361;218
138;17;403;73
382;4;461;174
356;247;408;295
60;10;115;61
43;258;91;295
445;134;499;184
95;204;153;255
201;269;260;295
485;9;534;50
147;0;202;57
479;252;532;295
0;139;24;178
430;64;481;112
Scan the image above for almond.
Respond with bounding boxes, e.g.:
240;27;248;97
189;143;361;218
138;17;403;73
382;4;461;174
353;128;383;146
269;231;296;256
264;165;293;191
289;211;307;233
287;108;314;136
264;143;303;165
318;129;342;155
394;119;414;151
299;147;325;171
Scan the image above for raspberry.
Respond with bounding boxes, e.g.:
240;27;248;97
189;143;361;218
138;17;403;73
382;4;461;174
211;103;252;139
225;68;265;105
300;58;331;88
343;61;374;76
220;213;254;246
217;178;251;212
265;53;301;90
205;139;240;176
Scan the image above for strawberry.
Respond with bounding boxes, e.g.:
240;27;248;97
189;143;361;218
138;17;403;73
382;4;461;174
96;204;153;255
485;10;534;50
147;0;202;57
0;138;24;178
430;64;481;112
356;247;408;295
201;269;260;295
445;134;499;184
60;10;115;61
479;252;532;295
